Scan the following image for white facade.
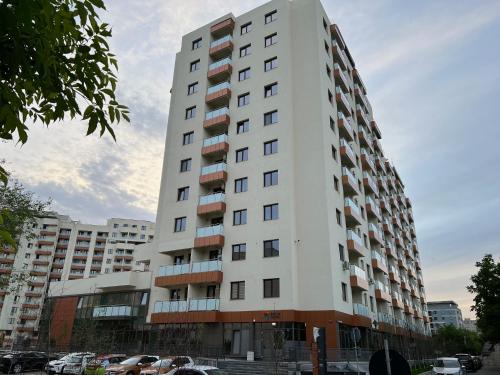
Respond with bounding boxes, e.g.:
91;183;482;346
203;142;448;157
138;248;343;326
428;301;464;335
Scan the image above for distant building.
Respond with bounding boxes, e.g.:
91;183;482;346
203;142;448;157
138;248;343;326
463;318;477;333
427;300;464;335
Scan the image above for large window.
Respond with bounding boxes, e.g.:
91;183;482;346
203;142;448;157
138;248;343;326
233;209;247;225
240;44;251;57
190;60;200;72
179;158;191;172
177;187;189;201
182;131;194;145
185;106;196;119
265;57;278;72
232;243;246;261
264;110;278;125
263;278;280;298
192;37;202;50
237;119;249;134
187;82;198;95
265;10;277;24
264;82;278;97
264;139;278;155
241;22;252;35
236;147;249;162
264;239;279;257
339;244;345;261
265;33;278;47
239;68;251;81
238;93;250;107
235;177;248;193
174;217;186;232
230;281;245;300
264;170;278;187
341;282;348;302
264;203;279;221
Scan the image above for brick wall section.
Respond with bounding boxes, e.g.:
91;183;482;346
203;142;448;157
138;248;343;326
50;296;79;350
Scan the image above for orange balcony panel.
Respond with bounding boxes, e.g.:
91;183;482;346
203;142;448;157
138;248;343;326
94;248;105;253
207;64;232;81
404;305;414;315
0;258;14;264
389;272;401;284
50;273;62;279
0;269;12;275
341;175;360;196
344;206;362;227
74;246;89;252
56;244;68;250
37;240;54;246
209;40;233;59
380;200;391;213
32;260;49;266
28;281;45;287
19;314;38;321
51;263;64;269
58;234;70;240
423;315;429;323
368;230;383;246
401;281;410;291
22;303;40;309
203;114;230;132
410;288;417;298
201;142;229;158
340;146;356;168
151;311;219;324
383;222;394;236
398;260;408;270
40;230;57;236
53;254;66;259
92;256;104;261
375;289;392;302
405;250;414;260
350;276;369;291
197;202;226;216
370;120;382;139
366;203;382;221
210;18;235;36
392;299;404;310
338;117;354;142
72;255;88;261
385;246;397;259
76;236;91;241
194;235;225;250
91;266;102;271
16;327;35;332
205;88;231;106
373;138;382;152
371;259;388;274
68;275;83;280
361;154;376;174
115;255;134;261
199;171;228;186
29;270;47;276
71;264;86;270
155;270;223;288
346;239;364;257
420;296;426;305
416;261;421;271
356;108;369;127
25;292;42;298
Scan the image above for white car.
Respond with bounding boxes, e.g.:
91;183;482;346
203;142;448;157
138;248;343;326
63;353;96;375
432;357;465;375
48;353;93;375
166;365;226;375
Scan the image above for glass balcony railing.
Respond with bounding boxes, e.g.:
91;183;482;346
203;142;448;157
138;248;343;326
349;264;366;280
388;264;398;274
158;263;190;277
203;134;228;148
366;196;381;216
207;81;230;95
199;192;225;205
378;312;394;324
210;35;232;48
359;126;372;144
392;291;403;302
205;107;229;120
92;305;132;318
158;259;222;277
338;112;353;133
208;57;232;71
154;300;188;313
371;250;387;267
335;86;350;108
154;299;220;313
353;303;370;318
196;224;224;238
333;63;349;85
340;139;355;161
342;167;358;188
189;298;220;311
191;259;222;273
347;230;363;247
369;223;383;239
363;172;379;194
375;280;390;294
344;198;360;216
361;149;376;170
201;162;227;176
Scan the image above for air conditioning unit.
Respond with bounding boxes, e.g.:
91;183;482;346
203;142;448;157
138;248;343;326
342;261;350;271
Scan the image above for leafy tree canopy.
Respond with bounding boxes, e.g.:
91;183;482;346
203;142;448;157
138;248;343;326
467;254;500;343
432;325;483;355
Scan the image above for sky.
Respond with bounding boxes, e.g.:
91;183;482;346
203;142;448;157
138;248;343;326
2;0;500;319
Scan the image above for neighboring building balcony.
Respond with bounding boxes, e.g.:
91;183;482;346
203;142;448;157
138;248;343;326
360;149;376;174
405;249;414;261
356;105;370;127
371;120;382;139
76;235;91;241
34;249;52;256
346;230;364;256
349;264;369;291
56;243;68;250
72;254;88;260
29;270;47;277
57;233;70;240
92;255;104;261
374;281;392;302
201;134;229;158
53;252;66;259
354;84;369;110
51;262;64;269
366;196;382;221
68;273;84;280
19;314;38;321
194;224;224;249
206;82;231;106
339;139;356;168
71;263;86;270
331;40;348;70
394;234;404;248
337;112;354;141
379;197;392;214
28;280;45;287
199;162;227;185
378;312;395;327
22;303;40;309
203;107;230;131
375;157;387;174
155;259;223;287
388;265;401;284
37;240;54;246
210;17;235;37
403;300;414;315
197;193;226;216
0;258;14;265
410;226;416;238
352;69;367;93
400;279;410;291
382;219;394;236
16;326;35;333
378;177;389;194
363;172;379;196
335;86;351;115
114;254;134;261
371;250;388;274
40;230;57;236
353;303;371;319
391;292;404;309
25;291;43;298
392;215;403;230
0;267;12;275
207;57;232;82
344;198;362;226
209;35;233;59
398;259;408;271
413;242;418;253
385;242;397;259
333;63;350;92
358;126;373;150
32;260;49;266
341;167;360;196
373;137;382;152
368;223;384;246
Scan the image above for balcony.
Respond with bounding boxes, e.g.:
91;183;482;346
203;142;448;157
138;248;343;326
204;107;230;131
197;193;226;216
401;279;410;291
339;139;356;168
371;250;388;274
210;17;235;37
344;198;362;226
391;292;404;309
40;230;56;236
199;162;227;185
337;112;354;141
398;259;408;271
366;197;382;221
363;172;379;196
353;303;371;318
382;219;394;236
388;265;401;284
375;157;387;174
385;242;397;259
154;298;220;314
333;64;349;92
404;301;414;315
358;126;372;149
29;270;47;277
354;85;369;110
206;82;231;106
156;259;223;287
35;249;52;256
0;258;14;265
341;167;360;196
335;87;351;115
373;137;382;152
392;215;403;230
331;40;348;70
32;260;49;266
207;58;232;82
368;223;384;246
201;134;229;158
374;281;392;302
350;265;368;291
379;197;392;214
378;177;389;194
360;150;376;174
352;69;366;93
356;105;370;127
371;120;382;139
194;224;224;249
209;35;233;58
346;230;364;256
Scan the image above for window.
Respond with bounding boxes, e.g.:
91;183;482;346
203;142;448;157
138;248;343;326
190;59;200;72
264;139;278;155
264;110;278;125
180;158;191;172
265;33;278;47
185;106;196;119
238;93;250;107
177;187;189;201
339;244;345;261
370;296;374;312
192;37;202;50
264;82;278;97
333;176;339;191
330;116;335;132
108;249;113;254
324;40;330;55
240;44;251;57
233;209;247;225
187;82;198;95
331;145;337;160
264;203;279;221
341;282;348;302
236;147;248;162
113;223;119;228
264;170;278;187
328;89;333;104
237;119;249;134
174;217;186;232
323;18;328;31
326;64;332;79
264;57;278;72
239;67;251;81
232;243;246;261
235;177;248;193
263;278;280;298
264;239;279;257
241;22;252;35
265;10;277;24
24;253;30;259
106;259;111;264
182;131;194;145
231;281;245;300
336;209;342;226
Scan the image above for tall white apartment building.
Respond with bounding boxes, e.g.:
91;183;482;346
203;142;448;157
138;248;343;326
0;212;154;348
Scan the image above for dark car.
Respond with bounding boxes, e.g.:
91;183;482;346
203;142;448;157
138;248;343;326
455;353;475;372
0;352;49;374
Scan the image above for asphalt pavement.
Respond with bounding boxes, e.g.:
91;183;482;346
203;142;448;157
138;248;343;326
475;365;500;374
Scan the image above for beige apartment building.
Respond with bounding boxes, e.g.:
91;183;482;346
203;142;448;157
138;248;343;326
0;212;154;348
45;0;430;356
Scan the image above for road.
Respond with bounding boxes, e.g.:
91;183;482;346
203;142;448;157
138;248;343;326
475;365;500;374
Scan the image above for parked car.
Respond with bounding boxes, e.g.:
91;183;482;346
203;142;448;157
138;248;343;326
455;353;476;372
48;353;92;375
432;357;465;375
139;357;194;375
0;351;50;374
85;355;127;375
472;355;482;370
105;355;159;375
166;366;226;375
63;353;96;375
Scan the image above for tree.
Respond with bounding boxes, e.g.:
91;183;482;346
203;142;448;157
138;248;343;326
431;325;483;355
0;0;129;148
467;254;500;343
